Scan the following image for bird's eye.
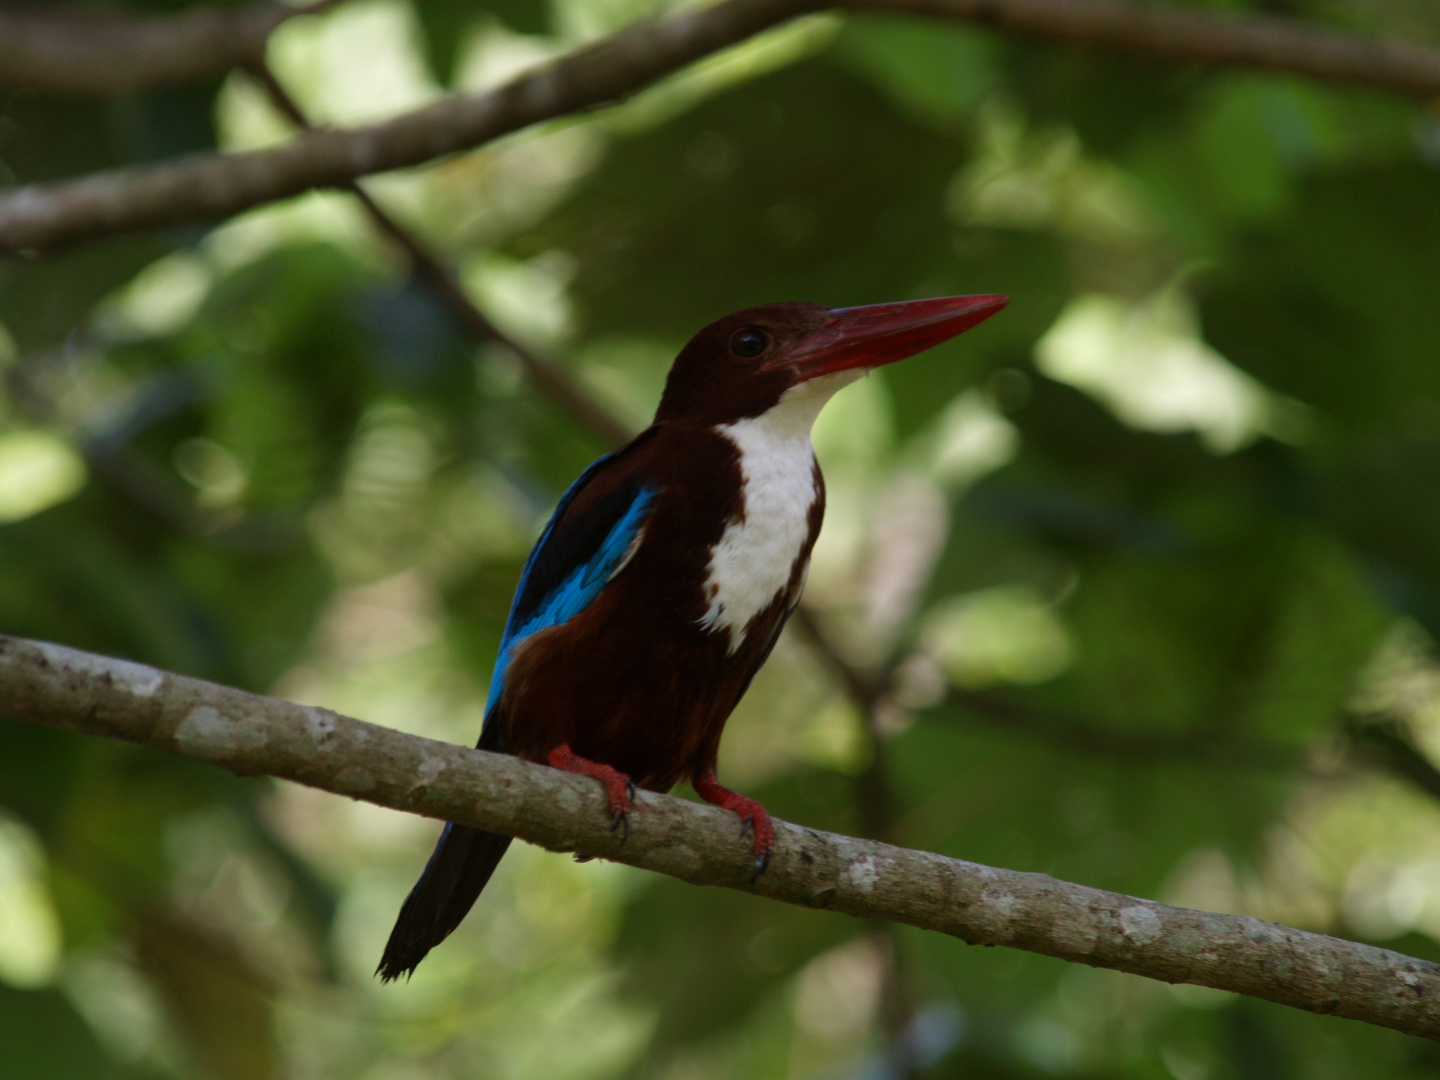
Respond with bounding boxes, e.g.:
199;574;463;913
729;328;770;359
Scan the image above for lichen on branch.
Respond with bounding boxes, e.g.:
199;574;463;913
3;633;1439;1041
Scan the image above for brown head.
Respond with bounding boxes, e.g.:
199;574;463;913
654;295;1009;427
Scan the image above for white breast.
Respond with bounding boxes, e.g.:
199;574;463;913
699;371;861;652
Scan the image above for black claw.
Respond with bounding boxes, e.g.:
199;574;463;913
739;815;754;838
611;809;631;843
751;850;771;882
626;779;637;803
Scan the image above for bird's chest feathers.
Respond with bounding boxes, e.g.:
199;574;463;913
699;383;837;653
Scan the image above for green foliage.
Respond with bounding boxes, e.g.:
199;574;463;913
5;1;1440;1077
0;985;118;1080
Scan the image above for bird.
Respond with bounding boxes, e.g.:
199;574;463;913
377;293;1008;981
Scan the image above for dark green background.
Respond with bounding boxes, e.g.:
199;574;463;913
4;1;1440;1077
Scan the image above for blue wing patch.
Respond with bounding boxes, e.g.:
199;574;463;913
482;460;659;723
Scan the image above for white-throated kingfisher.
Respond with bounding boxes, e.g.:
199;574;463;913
378;294;1007;980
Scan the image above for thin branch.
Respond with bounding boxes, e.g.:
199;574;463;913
0;2;338;96
4;347;307;553
787;610;927;1076
246;62;632;447
791;606;890;712
860;0;1440;96
936;684;1440;808
939;686;1300;769
0;0;812;254
4;634;1440;1040
1346;712;1440;804
4;0;1440;253
788;608;903;839
5;0;1436;104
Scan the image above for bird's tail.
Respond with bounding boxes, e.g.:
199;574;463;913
377;823;512;981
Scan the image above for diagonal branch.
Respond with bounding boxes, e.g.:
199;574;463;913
0;0;812;254
4;632;1440;1041
245;61;632;447
0;2;339;96
3;0;1440;253
1346;712;1440;804
789;611;927;1076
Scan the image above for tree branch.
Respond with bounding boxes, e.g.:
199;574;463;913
246;61;633;448
788;614;927;1076
940;686;1300;769
0;2;338;96
1346;712;1440;804
3;0;1439;253
4;633;1440;1040
0;0;812;255
863;0;1440;97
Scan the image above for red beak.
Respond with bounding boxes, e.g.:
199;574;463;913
782;294;1008;382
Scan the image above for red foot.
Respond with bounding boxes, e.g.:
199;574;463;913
694;772;774;879
548;744;637;841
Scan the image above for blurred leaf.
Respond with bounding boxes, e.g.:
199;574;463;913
521;60;973;336
416;1;550;81
831;15;1000;130
1202;163;1440;428
0;984;118;1080
134;910;279;1080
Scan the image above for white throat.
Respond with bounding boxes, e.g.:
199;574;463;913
699;371;861;652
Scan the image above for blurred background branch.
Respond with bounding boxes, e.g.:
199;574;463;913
865;0;1440;96
0;2;341;96
2;0;1439;252
0;0;813;253
247;59;634;447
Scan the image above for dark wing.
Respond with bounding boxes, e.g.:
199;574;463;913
381;434;662;981
480;432;660;743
